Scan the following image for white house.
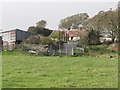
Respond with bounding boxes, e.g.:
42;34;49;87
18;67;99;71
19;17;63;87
51;28;85;41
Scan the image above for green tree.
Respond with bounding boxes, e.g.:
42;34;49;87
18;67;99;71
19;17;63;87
101;10;118;42
59;13;89;30
79;30;89;45
88;29;100;45
37;27;52;36
36;20;47;28
27;26;39;34
27;20;52;36
80;29;100;45
83;11;104;41
50;32;59;40
83;9;118;43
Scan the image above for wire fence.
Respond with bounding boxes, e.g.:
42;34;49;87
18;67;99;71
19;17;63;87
1;41;85;56
48;48;84;56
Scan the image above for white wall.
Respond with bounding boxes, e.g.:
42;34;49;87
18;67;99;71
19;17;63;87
69;37;80;41
2;31;16;42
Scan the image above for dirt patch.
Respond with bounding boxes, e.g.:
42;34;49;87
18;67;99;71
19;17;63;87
107;44;118;52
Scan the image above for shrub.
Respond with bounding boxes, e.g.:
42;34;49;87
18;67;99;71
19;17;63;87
28;26;52;36
38;51;49;56
2;50;22;55
74;49;84;56
103;40;113;45
23;35;43;44
40;37;53;45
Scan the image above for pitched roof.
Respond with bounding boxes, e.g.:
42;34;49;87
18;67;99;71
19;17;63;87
52;29;85;37
65;29;78;37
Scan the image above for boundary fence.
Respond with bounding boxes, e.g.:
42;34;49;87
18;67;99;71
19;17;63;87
48;48;84;56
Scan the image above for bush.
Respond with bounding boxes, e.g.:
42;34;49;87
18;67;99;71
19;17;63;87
40;37;53;45
28;26;52;36
87;29;100;45
23;35;42;44
2;50;23;55
38;51;49;56
87;45;114;56
74;50;84;56
103;40;113;45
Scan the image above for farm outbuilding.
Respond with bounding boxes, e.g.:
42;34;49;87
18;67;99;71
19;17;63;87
2;29;35;50
51;28;85;42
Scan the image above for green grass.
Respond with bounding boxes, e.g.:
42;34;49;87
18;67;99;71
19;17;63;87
85;44;118;57
2;55;118;88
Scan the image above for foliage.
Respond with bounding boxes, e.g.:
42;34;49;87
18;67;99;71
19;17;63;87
27;20;52;36
80;29;100;45
2;50;22;55
38;51;49;56
37;27;52;36
49;32;59;39
88;45;110;54
88;29;100;45
22;35;41;44
83;12;103;45
79;30;88;45
59;13;89;30
40;37;53;45
27;26;39;34
86;44;118;57
101;10;118;42
83;9;118;43
36;20;47;28
28;26;52;36
50;31;66;42
74;49;84;56
103;40;113;45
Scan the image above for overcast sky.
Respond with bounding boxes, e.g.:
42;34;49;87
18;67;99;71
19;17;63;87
1;1;118;31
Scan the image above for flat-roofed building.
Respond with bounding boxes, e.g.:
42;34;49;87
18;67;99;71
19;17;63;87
2;29;35;50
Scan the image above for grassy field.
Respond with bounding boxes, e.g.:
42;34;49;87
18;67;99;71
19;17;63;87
2;54;118;88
